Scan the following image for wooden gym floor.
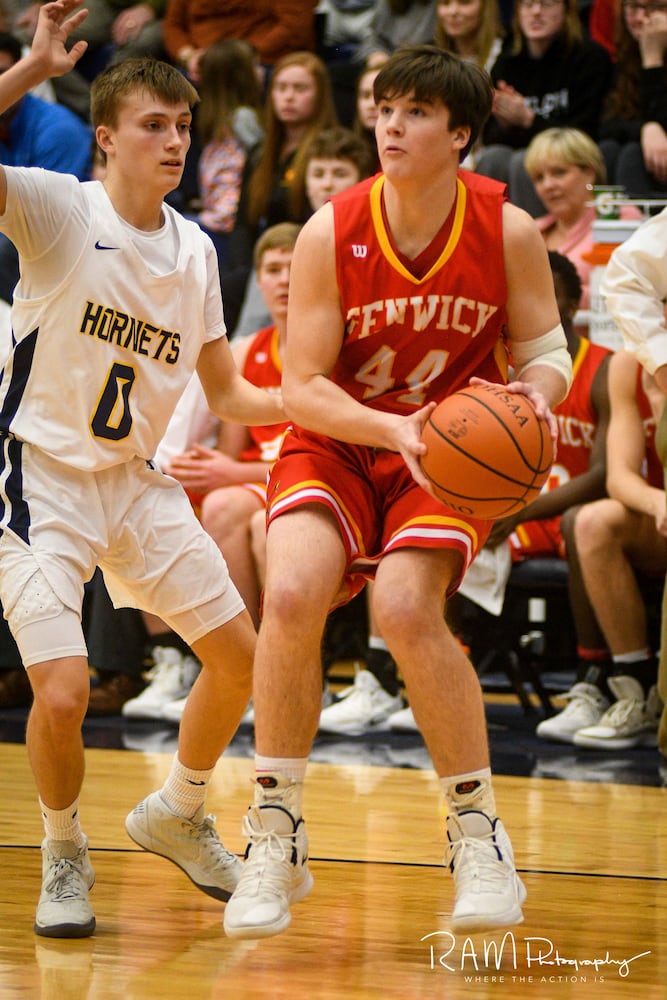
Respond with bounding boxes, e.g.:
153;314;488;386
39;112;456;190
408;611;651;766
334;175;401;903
0;679;665;999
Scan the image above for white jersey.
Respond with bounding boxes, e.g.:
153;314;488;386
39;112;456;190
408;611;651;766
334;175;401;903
601;206;667;376
0;168;226;471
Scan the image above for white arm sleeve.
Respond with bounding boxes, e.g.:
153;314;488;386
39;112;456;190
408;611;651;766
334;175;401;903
602;208;667;375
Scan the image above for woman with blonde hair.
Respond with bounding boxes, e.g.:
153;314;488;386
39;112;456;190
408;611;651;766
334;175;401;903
525;126;641;309
435;0;504;72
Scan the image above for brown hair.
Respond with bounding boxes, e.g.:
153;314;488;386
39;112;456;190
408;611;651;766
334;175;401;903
373;44;493;159
90;57;198;129
510;0;582;55
246;51;338;227
197;39;263;145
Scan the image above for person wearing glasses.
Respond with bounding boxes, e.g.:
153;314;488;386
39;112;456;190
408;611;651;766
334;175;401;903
598;0;667;198
475;0;613;215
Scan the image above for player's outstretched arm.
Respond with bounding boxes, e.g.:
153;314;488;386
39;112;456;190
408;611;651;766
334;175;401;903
197;336;286;428
0;1;87;115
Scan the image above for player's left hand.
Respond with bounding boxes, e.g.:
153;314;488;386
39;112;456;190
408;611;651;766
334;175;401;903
469;375;558;447
166;444;241;493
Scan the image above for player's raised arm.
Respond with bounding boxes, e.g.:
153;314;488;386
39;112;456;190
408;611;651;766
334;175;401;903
0;1;88;213
0;0;87;113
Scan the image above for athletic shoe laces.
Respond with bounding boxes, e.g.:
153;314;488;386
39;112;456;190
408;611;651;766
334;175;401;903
238;818;298;897
598;697;643;728
450;828;509;885
43;858;87;902
188;814;236;864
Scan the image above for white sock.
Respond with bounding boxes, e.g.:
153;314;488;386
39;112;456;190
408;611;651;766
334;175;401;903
39;797;86;848
160;755;215;820
612;649;651;664
441;767;496;819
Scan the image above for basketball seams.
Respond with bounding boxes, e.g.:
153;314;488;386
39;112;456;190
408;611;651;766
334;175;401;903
446;389;551;474
424;416;543;490
420;385;554;519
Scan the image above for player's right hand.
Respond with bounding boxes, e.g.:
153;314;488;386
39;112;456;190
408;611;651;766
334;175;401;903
32;1;89;77
394;402;437;494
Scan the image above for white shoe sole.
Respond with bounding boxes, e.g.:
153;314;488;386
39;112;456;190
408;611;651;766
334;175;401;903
224;866;314;940
450;878;527;934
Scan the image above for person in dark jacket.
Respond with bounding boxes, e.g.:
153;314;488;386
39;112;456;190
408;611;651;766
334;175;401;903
475;0;613;214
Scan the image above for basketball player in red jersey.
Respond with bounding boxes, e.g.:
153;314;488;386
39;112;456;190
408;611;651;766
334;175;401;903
485;252;615;744
224;45;573;939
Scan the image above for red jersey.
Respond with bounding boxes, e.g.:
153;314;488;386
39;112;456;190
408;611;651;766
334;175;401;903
329;170;510;415
511;337;610;558
238;325;288;464
267;172;514;602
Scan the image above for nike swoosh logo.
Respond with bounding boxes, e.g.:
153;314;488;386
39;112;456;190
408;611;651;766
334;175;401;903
95;240;119;250
186;779;206;786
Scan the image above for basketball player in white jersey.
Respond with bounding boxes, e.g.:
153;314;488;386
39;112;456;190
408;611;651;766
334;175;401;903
0;1;284;938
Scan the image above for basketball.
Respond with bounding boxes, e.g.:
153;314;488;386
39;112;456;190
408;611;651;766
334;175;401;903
420;383;554;519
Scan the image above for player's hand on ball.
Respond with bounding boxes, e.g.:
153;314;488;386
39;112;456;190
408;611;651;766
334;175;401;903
469;376;557;445
393;402;437;494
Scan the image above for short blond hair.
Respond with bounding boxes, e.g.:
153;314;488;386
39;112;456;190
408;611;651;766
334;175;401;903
524;127;606;183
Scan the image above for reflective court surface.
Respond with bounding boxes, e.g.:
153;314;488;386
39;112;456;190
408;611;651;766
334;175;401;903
0;682;665;1000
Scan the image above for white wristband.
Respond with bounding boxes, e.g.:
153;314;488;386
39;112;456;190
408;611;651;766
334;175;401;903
512;324;572;387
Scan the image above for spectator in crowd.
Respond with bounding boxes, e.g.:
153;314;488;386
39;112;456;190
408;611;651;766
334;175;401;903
317;0;378;125
302;125;376;212
184;39;264;268
162;0;317;84
524;126;642;312
537;348;664;746
601;202;667;758
233;126;374;348
13;0;166;119
352;62;381;173
435;0;505;166
0;29;91;304
598;0;667;199
475;0;613;215
224;50;338;334
358;0;439;66
435;0;504;72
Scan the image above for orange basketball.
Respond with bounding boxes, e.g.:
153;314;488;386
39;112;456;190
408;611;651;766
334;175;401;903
420;384;554;519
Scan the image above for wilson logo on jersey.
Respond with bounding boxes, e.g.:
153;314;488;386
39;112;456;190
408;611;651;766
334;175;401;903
351;244;368;259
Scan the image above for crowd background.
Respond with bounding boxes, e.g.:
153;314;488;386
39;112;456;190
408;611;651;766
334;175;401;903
0;0;666;758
